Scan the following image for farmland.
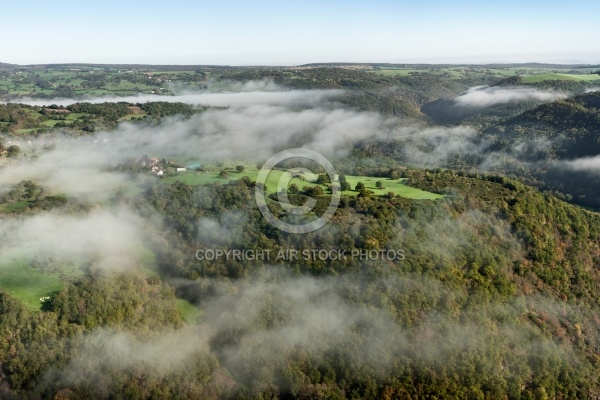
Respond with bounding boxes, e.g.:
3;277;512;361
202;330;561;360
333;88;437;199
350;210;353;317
162;164;443;200
371;66;600;83
521;73;600;83
0;250;76;310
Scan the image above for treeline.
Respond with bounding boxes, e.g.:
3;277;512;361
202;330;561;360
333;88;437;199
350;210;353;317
138;101;197;119
0;180;90;214
0;101;202;135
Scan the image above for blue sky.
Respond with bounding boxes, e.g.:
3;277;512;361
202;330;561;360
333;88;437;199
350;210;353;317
2;0;599;65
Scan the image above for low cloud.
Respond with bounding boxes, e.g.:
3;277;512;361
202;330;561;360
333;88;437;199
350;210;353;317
391;125;485;167
100;104;384;160
0;143;131;197
559;155;600;173
171;78;282;94
170;269;582;390
12;79;343;108
197;211;247;246
454;85;567;108
0;103;503;198
0;208;147;271
1;88;370;197
54;328;213;387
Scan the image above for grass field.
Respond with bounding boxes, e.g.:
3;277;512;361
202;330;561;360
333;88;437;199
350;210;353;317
0;236;202;323
15;128;38;134
0;250;74;310
119;113;147;121
373;69;420;76
162;166;443;200
370;67;600;84
521;73;600;83
343;176;443;199
176;299;202;324
66;112;88;120
0;200;32;213
0;242;167;311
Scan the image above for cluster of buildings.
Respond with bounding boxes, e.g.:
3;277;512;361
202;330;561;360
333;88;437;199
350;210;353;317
137;155;202;176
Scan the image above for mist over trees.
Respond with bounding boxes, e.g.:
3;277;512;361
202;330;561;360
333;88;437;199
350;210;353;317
1;65;600;398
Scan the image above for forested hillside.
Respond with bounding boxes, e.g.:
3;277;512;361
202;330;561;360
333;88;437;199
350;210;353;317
1;168;600;398
0;102;200;135
2;64;600;399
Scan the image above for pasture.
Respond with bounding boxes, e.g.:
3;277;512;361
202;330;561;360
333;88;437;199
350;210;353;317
162;165;443;200
0;250;71;310
521;73;600;83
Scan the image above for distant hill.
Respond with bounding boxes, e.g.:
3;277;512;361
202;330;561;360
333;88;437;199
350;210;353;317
420;77;597;127
476;91;600;206
420;95;545;126
1;63;267;71
485;91;600;160
301;62;600;69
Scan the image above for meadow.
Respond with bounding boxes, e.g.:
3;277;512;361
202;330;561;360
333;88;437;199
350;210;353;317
162;164;443;200
521;73;600;83
0;250;77;310
371;66;600;84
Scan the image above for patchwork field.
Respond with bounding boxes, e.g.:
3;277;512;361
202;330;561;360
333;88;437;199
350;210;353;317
521;73;600;83
162;165;443;200
371;67;600;84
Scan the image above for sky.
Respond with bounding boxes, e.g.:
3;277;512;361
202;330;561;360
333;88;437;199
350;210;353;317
2;0;599;65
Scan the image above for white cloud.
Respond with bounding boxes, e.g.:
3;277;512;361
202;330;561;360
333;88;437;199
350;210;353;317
454;86;567;108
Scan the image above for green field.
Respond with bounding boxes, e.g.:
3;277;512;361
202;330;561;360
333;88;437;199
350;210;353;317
344;176;443;199
0;242;200;319
0;200;32;213
163;167;312;190
0;251;72;310
521;73;600;83
0;69;164;98
15;128;38;134
176;299;202;324
373;69;420;76
370;67;600;84
0;242;168;311
41;119;67;127
162;166;443;200
66;112;88;120
0;235;203;322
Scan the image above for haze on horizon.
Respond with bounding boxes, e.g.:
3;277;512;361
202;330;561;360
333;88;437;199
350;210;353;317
2;0;599;66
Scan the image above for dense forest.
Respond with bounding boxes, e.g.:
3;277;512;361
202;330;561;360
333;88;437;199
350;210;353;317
1;167;600;398
1;65;600;398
